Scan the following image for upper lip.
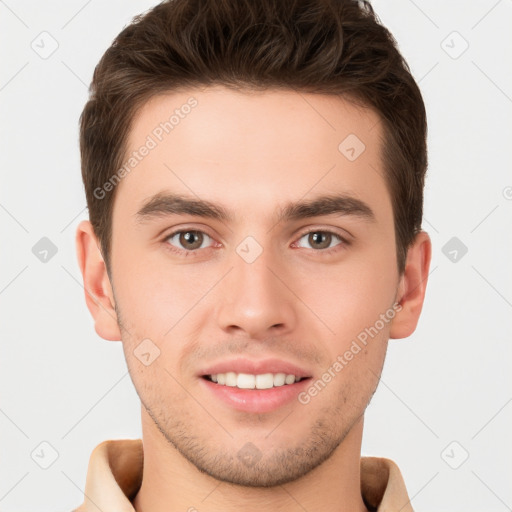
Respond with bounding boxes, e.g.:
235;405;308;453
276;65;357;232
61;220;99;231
198;358;312;378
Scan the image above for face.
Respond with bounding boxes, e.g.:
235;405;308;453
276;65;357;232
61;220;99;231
101;86;406;486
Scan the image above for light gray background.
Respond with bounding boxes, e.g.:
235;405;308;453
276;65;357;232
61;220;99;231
1;1;511;511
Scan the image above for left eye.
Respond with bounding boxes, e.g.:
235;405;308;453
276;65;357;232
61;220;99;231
165;230;213;251
295;231;344;250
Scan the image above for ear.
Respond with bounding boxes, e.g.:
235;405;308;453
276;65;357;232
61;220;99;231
390;231;432;339
75;220;121;341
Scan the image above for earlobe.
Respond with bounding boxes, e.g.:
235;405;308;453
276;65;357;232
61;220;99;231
75;220;122;341
390;231;432;339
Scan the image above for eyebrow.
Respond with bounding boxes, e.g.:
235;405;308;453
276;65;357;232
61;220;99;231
135;192;375;224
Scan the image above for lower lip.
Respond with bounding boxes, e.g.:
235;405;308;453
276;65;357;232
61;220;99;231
200;377;311;413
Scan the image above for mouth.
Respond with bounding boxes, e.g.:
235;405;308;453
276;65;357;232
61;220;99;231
198;360;313;413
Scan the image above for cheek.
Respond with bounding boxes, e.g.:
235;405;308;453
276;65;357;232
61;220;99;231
113;250;216;337
124;353;191;419
294;255;398;341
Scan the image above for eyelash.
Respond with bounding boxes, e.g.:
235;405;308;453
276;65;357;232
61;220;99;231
162;228;350;257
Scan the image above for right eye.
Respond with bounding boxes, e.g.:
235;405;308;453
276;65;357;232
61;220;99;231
164;229;215;253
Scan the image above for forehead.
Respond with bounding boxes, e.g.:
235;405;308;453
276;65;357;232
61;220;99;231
115;85;390;222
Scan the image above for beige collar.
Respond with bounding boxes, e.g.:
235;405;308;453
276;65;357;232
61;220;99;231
74;439;413;512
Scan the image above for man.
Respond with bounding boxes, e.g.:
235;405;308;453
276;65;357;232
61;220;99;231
74;0;431;510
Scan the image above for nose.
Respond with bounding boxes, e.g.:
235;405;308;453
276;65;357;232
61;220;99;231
215;244;297;340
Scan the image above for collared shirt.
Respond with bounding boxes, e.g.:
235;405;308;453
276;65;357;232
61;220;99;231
73;439;413;512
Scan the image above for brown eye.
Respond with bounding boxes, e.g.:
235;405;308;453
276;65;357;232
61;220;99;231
296;230;344;251
308;232;332;249
166;230;211;251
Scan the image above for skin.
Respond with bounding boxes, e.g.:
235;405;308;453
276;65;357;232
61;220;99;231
76;85;431;512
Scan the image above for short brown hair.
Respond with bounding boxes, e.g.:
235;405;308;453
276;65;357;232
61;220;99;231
80;0;427;273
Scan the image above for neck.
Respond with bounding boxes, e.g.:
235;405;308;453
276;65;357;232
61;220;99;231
133;407;367;512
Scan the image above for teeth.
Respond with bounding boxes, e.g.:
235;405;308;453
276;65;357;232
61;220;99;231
236;373;254;389
285;374;296;385
255;374;273;389
225;372;237;386
207;372;303;389
273;373;286;386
